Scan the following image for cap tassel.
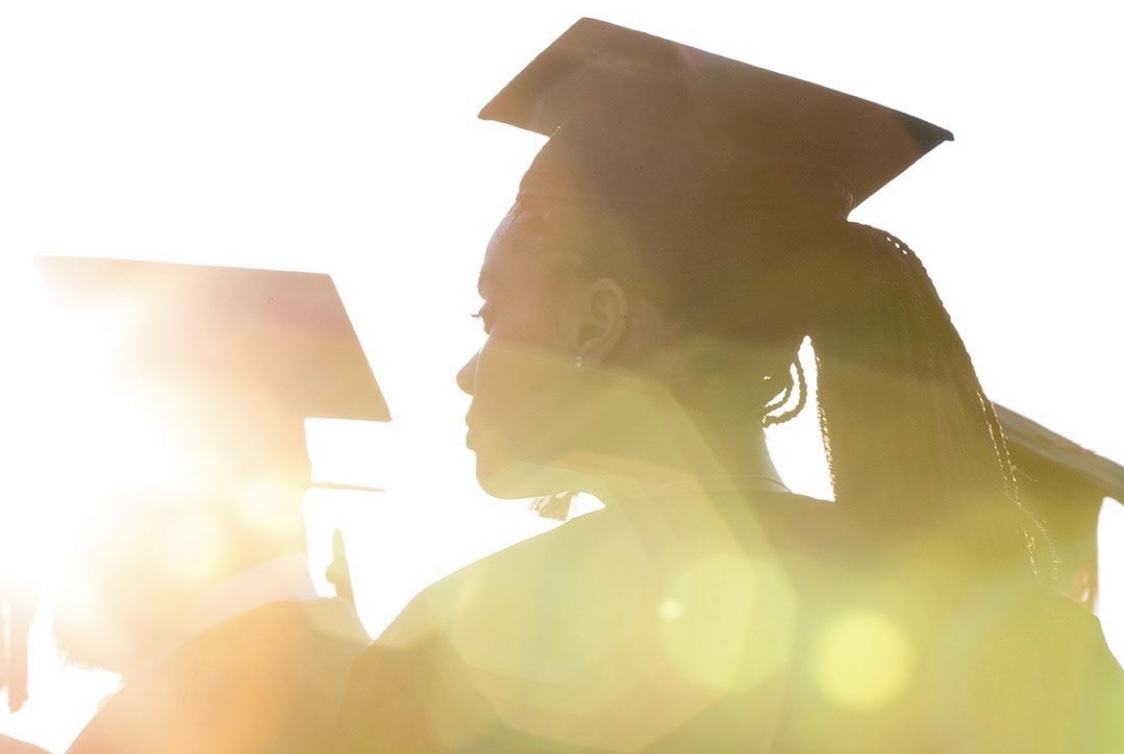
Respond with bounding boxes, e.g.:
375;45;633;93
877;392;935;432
1;586;37;713
325;528;354;605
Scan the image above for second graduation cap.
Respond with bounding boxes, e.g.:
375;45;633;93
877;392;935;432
35;256;390;485
481;18;953;217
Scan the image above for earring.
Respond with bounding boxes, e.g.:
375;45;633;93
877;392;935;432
574;354;585;370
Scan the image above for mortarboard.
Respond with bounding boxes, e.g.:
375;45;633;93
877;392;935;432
34;256;389;486
480;18;953;218
995;404;1124;608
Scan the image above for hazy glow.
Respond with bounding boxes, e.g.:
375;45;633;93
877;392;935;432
810;610;914;710
82;398;184;489
234;481;300;541
659;552;796;693
156;511;231;590
1;0;1120;748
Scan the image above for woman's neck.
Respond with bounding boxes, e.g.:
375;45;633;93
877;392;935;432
575;382;789;503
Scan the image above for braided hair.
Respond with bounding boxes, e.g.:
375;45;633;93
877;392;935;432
522;184;1050;581
804;222;1047;578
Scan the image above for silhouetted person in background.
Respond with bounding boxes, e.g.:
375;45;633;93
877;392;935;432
995;403;1124;612
36;257;389;754
334;18;1124;753
0;733;49;754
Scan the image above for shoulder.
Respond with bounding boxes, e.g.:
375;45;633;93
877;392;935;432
0;736;50;754
916;585;1124;752
378;508;636;649
70;599;369;754
746;491;857;539
124;598;370;715
192;597;370;655
350;506;650;699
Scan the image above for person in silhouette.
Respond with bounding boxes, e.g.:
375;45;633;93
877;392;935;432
0;734;50;754
334;18;1124;754
37;257;389;754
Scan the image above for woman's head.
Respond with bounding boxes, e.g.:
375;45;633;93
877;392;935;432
461;186;1042;575
460;13;950;487
457;199;675;498
456;184;831;501
464;18;1046;578
456;205;584;498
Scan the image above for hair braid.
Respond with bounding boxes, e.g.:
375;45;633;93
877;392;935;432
808;222;1047;579
763;350;808;427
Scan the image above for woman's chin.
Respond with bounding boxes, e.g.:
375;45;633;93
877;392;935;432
473;455;575;501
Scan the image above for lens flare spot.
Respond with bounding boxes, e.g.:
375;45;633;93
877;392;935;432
659;552;795;692
810;609;913;710
658;598;685;622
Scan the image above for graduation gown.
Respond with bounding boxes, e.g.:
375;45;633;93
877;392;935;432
333;492;1124;753
68;597;368;754
0;734;51;754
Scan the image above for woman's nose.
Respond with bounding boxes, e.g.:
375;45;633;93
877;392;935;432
456;351;478;395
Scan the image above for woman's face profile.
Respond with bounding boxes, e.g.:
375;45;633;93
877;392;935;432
457;208;584;498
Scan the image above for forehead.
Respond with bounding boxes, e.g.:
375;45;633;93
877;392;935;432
479;206;571;292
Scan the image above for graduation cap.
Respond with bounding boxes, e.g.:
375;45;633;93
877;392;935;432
480;18;952;218
995;405;1124;609
34;256;390;489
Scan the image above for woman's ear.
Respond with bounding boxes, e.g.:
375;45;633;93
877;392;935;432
570;277;630;366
